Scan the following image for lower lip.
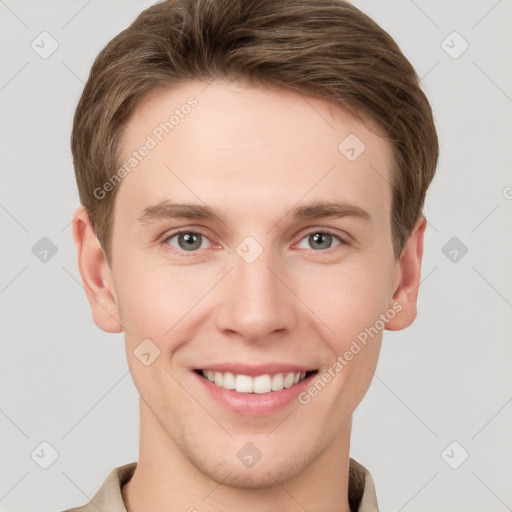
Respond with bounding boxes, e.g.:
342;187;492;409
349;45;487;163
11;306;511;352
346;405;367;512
193;371;315;416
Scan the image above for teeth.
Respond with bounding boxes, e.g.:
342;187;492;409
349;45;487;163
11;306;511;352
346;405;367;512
235;374;253;393
271;373;284;391
201;370;309;393
253;374;272;394
283;372;295;388
223;371;235;389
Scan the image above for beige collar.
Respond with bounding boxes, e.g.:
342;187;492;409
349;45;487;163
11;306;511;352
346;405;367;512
65;457;379;512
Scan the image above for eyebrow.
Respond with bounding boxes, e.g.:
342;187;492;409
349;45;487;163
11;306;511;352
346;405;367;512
137;199;371;224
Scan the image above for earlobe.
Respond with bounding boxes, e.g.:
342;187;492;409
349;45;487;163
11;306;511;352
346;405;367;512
71;206;123;333
385;215;427;331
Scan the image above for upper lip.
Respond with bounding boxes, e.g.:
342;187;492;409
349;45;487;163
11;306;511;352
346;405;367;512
195;363;317;376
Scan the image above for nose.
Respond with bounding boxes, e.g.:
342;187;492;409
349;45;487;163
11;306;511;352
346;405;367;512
214;248;299;343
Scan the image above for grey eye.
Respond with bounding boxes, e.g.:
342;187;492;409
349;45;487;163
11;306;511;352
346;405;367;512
166;232;209;251
296;232;342;251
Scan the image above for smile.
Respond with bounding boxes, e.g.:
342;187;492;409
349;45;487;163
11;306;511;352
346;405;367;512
195;369;317;394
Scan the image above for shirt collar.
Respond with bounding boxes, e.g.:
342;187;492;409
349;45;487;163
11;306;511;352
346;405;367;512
65;458;378;512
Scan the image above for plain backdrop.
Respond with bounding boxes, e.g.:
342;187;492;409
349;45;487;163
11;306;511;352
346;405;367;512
1;1;511;511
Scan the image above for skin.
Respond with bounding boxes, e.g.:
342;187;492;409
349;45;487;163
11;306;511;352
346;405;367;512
72;79;426;512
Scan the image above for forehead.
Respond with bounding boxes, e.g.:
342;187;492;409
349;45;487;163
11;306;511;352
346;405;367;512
115;79;393;226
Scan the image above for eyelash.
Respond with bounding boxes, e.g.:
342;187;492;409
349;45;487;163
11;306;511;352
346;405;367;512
160;228;348;257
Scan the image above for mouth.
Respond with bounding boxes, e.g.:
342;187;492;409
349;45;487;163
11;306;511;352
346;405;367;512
194;368;318;394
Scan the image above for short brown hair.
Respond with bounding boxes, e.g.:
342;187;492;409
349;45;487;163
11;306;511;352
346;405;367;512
71;0;438;264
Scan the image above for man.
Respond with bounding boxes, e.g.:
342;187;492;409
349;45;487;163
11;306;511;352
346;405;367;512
67;0;438;510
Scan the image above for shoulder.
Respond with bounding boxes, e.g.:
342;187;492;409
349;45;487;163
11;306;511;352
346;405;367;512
348;457;379;512
57;462;137;512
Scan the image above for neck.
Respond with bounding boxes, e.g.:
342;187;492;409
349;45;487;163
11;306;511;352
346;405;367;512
122;399;353;512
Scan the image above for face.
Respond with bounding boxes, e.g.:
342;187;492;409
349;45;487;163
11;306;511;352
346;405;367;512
84;79;410;488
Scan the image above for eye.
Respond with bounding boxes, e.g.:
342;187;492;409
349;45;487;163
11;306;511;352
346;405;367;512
296;231;343;251
161;229;346;255
163;231;212;252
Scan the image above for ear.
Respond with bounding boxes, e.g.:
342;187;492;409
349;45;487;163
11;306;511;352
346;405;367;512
71;206;123;333
385;215;427;331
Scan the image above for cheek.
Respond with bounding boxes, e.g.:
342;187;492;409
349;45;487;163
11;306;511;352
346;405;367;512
114;262;193;340
296;262;388;422
114;264;208;401
299;257;394;347
113;239;395;351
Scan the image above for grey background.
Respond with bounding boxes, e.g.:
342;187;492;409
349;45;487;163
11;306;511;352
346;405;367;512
1;0;511;511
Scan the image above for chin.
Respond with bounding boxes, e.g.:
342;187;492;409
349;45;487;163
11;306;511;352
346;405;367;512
183;441;316;491
198;461;296;491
